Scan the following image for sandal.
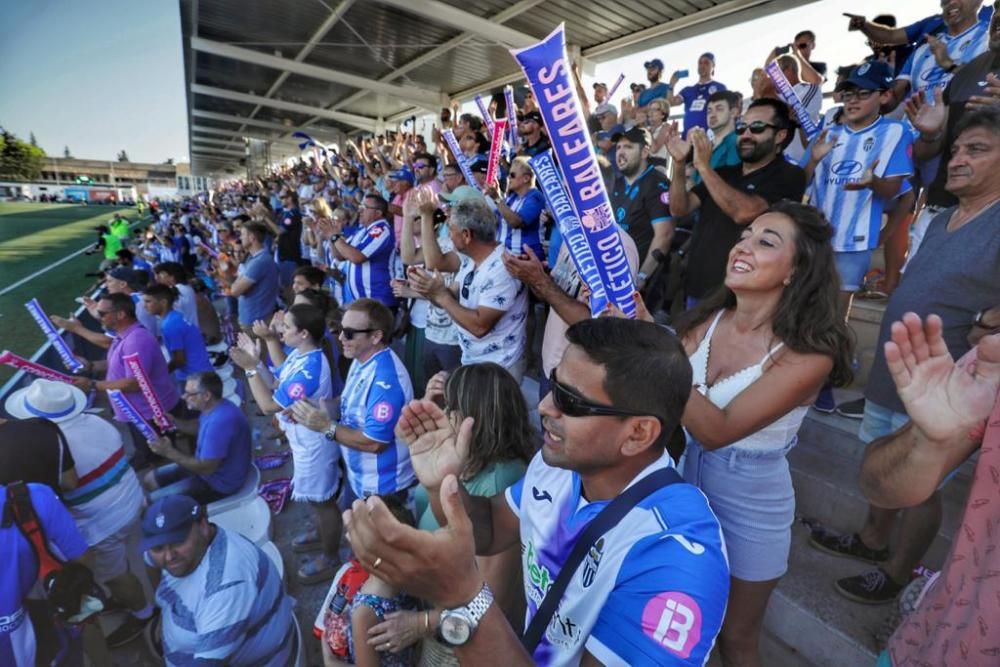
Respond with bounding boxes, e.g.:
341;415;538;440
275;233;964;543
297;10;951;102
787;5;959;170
297;554;339;585
292;528;321;553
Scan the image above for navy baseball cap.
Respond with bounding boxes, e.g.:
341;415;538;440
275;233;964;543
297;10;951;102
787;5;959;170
470;159;489;174
644;58;664;70
107;266;138;285
519;110;544;124
141;495;204;551
836;61;894;92
612;126;652;146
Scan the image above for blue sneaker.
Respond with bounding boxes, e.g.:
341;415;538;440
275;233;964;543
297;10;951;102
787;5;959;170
812;385;836;413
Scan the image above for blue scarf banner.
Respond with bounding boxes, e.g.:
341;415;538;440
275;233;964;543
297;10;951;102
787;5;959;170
475;95;495;140
511;24;635;317
504;85;519;156
530;151;609;316
764;62;820;142
442;129;480;191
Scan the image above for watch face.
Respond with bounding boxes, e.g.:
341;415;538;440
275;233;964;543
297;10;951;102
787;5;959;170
441;613;472;645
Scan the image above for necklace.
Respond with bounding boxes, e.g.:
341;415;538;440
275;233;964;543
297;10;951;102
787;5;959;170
948;196;1000;231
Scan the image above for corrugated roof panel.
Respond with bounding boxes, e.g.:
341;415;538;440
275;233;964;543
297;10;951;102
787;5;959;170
271;73;357;109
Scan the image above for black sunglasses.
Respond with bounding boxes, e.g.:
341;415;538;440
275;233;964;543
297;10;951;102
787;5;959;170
735;120;779;135
549;370;660;421
461;271;476;299
341;327;375;340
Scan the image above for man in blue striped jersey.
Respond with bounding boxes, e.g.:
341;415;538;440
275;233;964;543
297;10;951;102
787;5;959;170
802;61;914;310
328;193;397;308
291;298;416;505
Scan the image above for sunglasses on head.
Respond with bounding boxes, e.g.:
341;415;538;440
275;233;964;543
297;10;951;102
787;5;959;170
735;120;779;135
413;162;429;169
341;327;375;340
549;370;661;421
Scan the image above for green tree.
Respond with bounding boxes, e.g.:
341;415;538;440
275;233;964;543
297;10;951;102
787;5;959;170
0;129;46;180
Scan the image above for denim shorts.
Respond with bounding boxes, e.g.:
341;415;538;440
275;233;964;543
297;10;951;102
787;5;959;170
859;400;960;487
682;437;797;581
834;249;874;291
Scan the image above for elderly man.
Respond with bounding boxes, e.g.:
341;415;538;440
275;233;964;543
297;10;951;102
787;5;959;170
142;494;295;665
143;371;252;505
4;379;152;647
859;314;1000;665
810;107;1000;605
408;195;529;380
343;318;730;665
71;292;182;469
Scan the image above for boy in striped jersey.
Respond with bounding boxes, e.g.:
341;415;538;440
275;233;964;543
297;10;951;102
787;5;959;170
802;61;914;311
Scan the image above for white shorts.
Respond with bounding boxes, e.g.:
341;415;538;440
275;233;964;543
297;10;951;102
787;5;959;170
91;518;141;583
285;423;342;503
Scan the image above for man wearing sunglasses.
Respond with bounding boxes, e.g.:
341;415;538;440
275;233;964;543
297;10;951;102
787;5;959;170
328;193;397;308
669;98;807;307
344;318;729;666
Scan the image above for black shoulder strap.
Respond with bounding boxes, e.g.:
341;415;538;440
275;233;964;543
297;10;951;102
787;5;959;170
520;465;683;653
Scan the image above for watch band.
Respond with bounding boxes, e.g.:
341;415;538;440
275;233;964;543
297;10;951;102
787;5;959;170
324;422;338;442
463;582;494;625
245;369;258;379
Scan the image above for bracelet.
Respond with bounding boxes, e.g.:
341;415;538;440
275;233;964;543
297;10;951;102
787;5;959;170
423;610;430;633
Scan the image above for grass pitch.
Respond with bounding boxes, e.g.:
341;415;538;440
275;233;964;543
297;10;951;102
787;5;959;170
0;202;143;386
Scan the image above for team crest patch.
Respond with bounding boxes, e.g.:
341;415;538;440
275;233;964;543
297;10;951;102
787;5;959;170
286;382;306;399
580;205;614;233
660;191;670;205
641;592;703;659
373;401;394;423
368;225;385;238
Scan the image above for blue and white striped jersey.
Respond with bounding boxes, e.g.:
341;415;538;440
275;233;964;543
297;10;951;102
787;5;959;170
804;116;913;252
499;188;546;259
156;527;295;666
897;14;992;96
505;451;730;666
345;220;396;307
339;348;415;497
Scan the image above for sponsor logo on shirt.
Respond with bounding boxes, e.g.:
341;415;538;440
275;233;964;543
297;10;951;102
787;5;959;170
546;610;582;649
287;382;307;399
832;160;864;177
372;400;394;423
642;591;703;659
375;380;392;390
368;225;385;238
660;191;670;205
532;487;552;503
525;540;554;605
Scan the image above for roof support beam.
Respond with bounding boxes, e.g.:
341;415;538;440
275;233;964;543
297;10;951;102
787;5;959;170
190;36;444;109
191;146;245;157
191;84;378;132
192;110;341;138
371;0;537;48
582;0;821;60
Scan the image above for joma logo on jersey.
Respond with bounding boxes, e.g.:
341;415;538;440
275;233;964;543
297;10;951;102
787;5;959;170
831;160;863;176
525;541;553;604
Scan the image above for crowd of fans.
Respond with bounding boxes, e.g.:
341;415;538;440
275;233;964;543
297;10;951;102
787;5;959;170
2;2;1000;666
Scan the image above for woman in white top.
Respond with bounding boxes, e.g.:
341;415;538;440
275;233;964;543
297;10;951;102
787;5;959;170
677;201;853;667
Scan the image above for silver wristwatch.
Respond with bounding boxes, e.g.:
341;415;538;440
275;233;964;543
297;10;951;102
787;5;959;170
323;422;338;441
439;582;494;646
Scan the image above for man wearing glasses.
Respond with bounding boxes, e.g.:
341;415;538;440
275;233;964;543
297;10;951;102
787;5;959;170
290;299;415;506
408;197;529;381
142;371;252;506
668;98;807;307
328;193;397;308
343;318;729;666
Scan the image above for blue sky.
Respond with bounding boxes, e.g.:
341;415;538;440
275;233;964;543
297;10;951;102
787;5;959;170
1;0;944;165
0;0;187;164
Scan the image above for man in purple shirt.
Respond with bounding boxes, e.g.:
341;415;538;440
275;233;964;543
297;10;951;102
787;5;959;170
73;292;182;469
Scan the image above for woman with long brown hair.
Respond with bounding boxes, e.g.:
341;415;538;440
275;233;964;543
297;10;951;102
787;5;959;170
676;200;852;666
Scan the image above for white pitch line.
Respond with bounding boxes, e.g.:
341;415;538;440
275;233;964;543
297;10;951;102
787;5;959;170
0;215;150;298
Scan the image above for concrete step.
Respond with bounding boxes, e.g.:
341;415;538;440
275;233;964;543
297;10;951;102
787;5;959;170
791;407;972;570
765;523;889;666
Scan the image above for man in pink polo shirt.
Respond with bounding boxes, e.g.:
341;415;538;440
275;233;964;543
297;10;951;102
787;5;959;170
860;313;1000;666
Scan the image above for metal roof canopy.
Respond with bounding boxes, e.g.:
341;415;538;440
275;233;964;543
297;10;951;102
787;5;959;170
179;0;818;174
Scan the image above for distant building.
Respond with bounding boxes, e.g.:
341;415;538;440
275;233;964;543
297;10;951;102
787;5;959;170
1;157;212;202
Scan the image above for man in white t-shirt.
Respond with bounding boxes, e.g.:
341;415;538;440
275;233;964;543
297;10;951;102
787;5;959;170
409;197;528;381
4;380;153;647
